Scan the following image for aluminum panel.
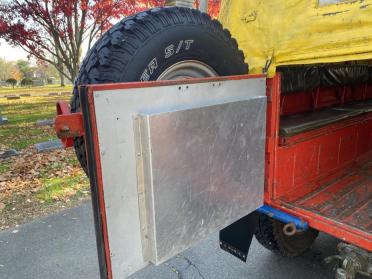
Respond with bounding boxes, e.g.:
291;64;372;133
136;99;266;264
92;77;266;277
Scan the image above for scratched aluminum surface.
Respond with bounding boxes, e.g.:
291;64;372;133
92;76;266;277
136;99;266;264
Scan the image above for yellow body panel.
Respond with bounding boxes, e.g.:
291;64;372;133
219;0;372;76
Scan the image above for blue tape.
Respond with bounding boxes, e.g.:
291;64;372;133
256;205;309;231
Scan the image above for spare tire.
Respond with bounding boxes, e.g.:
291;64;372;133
71;7;248;173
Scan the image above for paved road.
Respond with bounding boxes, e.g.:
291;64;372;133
0;202;366;279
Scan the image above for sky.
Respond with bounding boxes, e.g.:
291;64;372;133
0;37;90;65
0;39;30;62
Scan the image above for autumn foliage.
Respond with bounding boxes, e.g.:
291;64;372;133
196;0;221;17
0;0;220;83
0;0;165;82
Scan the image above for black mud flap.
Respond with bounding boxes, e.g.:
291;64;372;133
219;211;259;262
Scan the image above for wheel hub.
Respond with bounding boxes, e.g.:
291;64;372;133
157;60;217;80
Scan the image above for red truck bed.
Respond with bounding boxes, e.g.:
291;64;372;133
265;75;372;251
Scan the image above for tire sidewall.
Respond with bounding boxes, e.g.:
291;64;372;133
119;25;246;82
71;8;248;174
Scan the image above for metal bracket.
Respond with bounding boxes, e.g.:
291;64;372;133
54;101;84;148
325;243;372;279
257;205;309;231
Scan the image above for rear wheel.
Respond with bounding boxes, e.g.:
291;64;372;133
71;7;248;173
255;213;319;257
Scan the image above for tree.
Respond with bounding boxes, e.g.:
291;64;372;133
21;78;33;87
16;60;34;79
0;0;165;84
10;66;22;81
6;78;17;88
208;0;221;17
0;58;14;81
34;61;59;82
195;0;221;17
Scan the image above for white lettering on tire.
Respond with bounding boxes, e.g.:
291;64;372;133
165;39;194;59
148;58;158;75
141;39;195;81
185;40;194;50
140;57;158;81
165;44;175;59
140;69;150;81
176;40;184;54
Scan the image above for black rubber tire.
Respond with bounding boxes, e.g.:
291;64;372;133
71;7;248;174
255;213;319;257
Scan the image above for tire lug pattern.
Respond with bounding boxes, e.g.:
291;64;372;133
70;7;248;174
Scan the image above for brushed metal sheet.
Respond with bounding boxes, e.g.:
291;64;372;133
136;99;266;264
92;77;266;277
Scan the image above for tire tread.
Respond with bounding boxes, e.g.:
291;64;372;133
71;7;248;173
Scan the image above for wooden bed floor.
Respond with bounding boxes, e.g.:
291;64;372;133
288;158;372;234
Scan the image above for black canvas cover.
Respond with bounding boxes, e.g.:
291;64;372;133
279;64;371;94
320;64;369;87
278;65;320;94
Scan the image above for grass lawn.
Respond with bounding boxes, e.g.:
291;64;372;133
0;86;89;229
0;84;73;97
1;95;64;149
0;84;73;149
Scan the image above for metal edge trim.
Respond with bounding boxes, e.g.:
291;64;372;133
80;86;111;279
85;74;265;92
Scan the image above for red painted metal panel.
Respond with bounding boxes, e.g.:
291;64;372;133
318;137;340;173
275;201;372;251
266;74;372;250
281;84;372;116
339;127;358;164
274;115;372;200
344;201;372;232
280;92;313;115
264;75;281;201
356;118;372;156
296;174;363;209
275;148;295;196
315;86;340;109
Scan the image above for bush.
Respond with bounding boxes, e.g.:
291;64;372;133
5;78;17;88
20;78;33;87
